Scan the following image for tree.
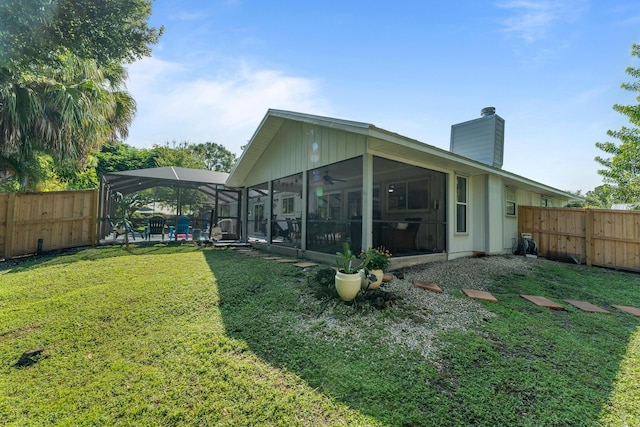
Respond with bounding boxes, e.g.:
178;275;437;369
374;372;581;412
0;0;163;69
0;0;161;191
189;142;237;172
0;55;136;190
595;43;640;203
585;185;615;209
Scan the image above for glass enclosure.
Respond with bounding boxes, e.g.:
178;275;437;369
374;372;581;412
247;182;269;241
245;156;447;257
271;173;303;247
307;157;363;254
372;157;447;256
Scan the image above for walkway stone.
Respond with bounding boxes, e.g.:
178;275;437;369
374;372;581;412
412;279;443;293
612;305;640;317
293;262;318;268
520;295;565;310
564;300;610;313
463;289;498;302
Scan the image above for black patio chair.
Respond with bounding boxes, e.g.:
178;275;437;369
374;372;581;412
146;216;166;241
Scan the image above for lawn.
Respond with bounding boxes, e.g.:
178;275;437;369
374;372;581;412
0;245;639;426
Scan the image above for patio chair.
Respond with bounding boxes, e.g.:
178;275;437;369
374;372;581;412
107;215;140;241
169;215;192;240
386;217;421;254
145;216;166;241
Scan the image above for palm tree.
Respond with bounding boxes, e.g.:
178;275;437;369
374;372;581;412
0;54;136;190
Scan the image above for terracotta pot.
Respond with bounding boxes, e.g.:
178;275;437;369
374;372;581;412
335;270;361;301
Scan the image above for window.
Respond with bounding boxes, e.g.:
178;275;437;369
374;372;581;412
505;187;516;216
540;196;551;207
455;176;467;233
282;197;294;214
388;179;429;210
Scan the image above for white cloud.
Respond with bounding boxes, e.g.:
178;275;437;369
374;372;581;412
497;0;588;42
125;57;331;155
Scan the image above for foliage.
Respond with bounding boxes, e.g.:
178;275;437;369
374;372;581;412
335;242;369;274
0;247;639;425
0;55;136;190
189;142;237;172
361;246;392;271
0;0;163;69
113;191;143;245
0;0;161;191
595;43;640;204
585;184;615;208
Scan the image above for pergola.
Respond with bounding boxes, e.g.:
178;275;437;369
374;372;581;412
98;166;241;240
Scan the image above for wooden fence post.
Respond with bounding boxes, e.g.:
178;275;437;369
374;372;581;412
90;189;99;246
585;208;593;267
4;192;16;259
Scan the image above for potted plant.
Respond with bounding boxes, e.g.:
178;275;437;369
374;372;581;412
360;246;392;290
335;242;370;301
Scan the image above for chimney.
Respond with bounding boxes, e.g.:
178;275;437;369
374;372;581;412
450;107;504;168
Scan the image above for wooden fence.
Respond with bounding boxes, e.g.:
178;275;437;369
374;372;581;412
519;206;640;272
0;190;98;259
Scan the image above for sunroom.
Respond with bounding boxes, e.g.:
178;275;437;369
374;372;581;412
226;109;578;267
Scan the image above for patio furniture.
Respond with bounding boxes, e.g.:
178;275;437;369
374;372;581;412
384;217;421;254
145;216;166;241
169;215;192;240
107;215;140;240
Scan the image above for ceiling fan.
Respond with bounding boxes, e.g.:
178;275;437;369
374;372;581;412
323;172;346;185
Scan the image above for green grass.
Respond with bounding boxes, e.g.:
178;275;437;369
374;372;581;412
1;246;639;426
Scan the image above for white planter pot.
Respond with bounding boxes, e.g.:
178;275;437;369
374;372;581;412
335;270;362;301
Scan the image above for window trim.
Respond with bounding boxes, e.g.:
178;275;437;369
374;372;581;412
282;196;295;215
455;175;468;234
505;187;517;217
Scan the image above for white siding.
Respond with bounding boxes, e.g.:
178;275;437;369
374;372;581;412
243;121;366;187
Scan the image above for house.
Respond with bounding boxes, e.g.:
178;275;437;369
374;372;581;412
225;108;581;268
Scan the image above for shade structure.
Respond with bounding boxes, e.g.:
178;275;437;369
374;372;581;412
98;167;241;241
101;166;233;201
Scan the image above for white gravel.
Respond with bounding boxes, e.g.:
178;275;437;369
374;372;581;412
294;255;538;360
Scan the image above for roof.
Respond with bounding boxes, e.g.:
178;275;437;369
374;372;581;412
102;166;235;201
227;109;583;201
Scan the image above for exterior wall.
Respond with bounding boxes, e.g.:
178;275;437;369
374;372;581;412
243;121;366;188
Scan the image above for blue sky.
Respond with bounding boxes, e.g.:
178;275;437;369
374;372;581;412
125;0;640;193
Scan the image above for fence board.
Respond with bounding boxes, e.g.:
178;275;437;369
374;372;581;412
0;190;98;259
519;206;640;272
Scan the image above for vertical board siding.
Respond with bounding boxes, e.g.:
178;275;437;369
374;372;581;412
0;190;98;258
519;206;640;272
244;121;366;186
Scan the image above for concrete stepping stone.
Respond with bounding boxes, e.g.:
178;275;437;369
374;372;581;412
382;273;394;282
275;258;297;263
463;289;498;302
564;300;610;313
293;262;318;268
520;295;565;310
412;279;443;293
612;305;640;317
262;256;282;260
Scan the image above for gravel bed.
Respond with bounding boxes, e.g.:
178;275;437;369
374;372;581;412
295;255;538;360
